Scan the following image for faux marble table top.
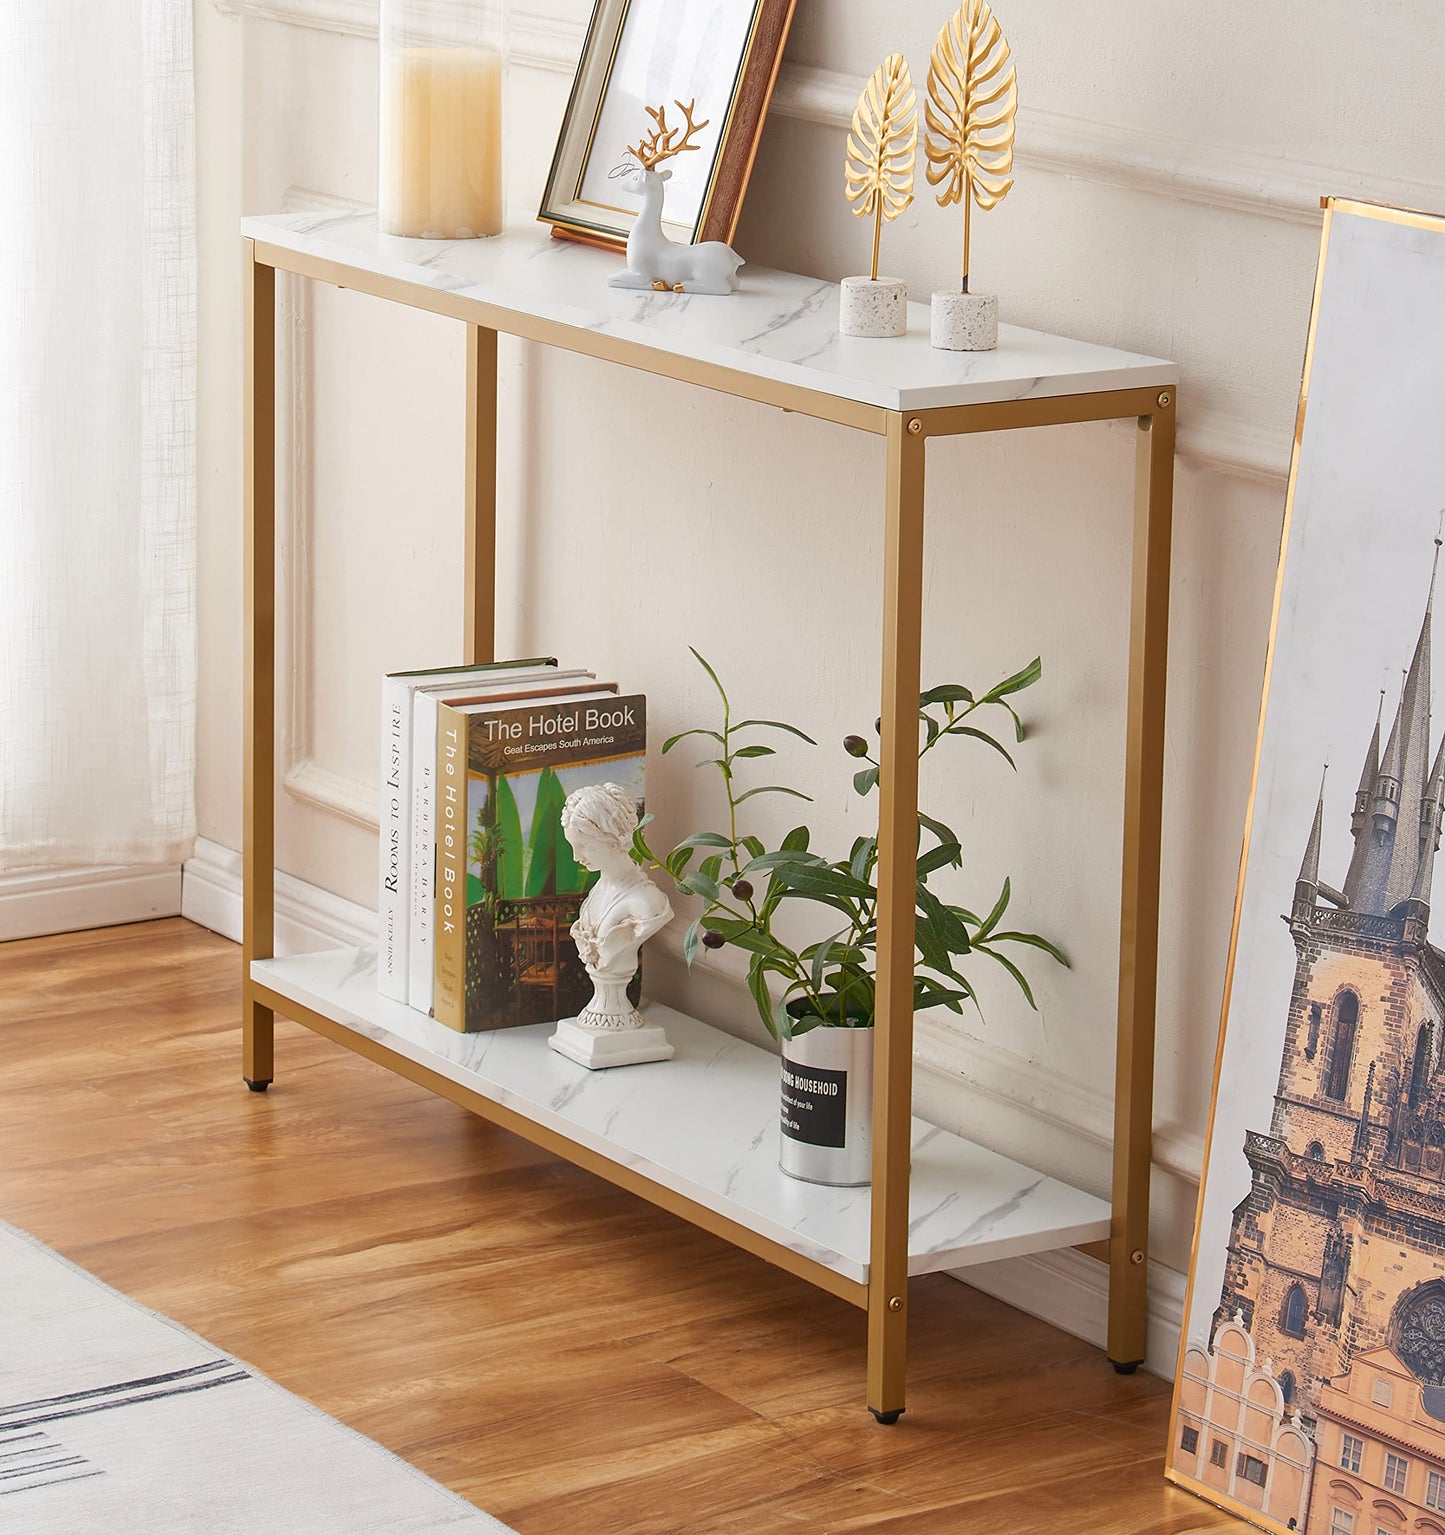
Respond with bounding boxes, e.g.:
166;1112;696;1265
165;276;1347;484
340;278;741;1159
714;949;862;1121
253;946;1110;1285
243;209;1176;414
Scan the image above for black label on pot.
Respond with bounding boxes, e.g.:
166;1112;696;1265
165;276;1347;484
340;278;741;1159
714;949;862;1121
780;1060;849;1148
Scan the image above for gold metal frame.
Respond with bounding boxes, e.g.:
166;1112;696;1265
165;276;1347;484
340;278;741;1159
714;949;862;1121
241;235;1176;1420
1164;195;1445;1525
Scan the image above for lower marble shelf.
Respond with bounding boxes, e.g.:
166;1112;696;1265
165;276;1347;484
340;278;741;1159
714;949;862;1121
251;946;1110;1287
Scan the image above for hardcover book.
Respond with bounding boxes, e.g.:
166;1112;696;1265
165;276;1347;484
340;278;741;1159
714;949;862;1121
406;670;606;1014
376;656;555;1001
433;691;647;1033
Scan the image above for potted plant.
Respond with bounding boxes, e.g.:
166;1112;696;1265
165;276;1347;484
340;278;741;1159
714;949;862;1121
634;650;1066;1187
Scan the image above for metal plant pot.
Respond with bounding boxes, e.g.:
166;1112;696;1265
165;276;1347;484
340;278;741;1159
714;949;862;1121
779;1024;874;1186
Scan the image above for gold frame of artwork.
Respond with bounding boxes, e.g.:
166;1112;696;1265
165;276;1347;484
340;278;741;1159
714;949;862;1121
1168;195;1445;1533
538;0;796;251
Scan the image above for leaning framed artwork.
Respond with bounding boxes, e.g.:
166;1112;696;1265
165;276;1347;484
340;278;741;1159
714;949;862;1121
538;0;796;250
1169;198;1445;1533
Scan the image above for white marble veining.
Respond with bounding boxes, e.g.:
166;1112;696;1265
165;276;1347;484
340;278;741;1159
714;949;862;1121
253;946;1110;1284
242;209;1176;413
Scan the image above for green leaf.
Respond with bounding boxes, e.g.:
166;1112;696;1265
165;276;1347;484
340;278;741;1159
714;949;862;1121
912;912;955;975
773;990;798;1042
747;955;778;1040
990;929;1070;967
774;863;874;901
683;916;702;967
916;882;971;954
853;766;880;796
976;944;1038;1009
782;826;811;853
635;812;655;832
662;727;724;754
689;647;730;710
850;836;877;884
701;757;734;780
983;656;1042;701
810;931;846;994
920;683;975;706
735;719;818;744
707;918;784;957
742;849;824;874
665;846;695;880
680;870;721;902
915;840;962;877
740;835;765;861
917;810;957;847
732;744;776;759
1001;700;1026;743
674;831;734;851
950;725;1016;769
699;854;723;884
977;877;1011;940
734;784;812;805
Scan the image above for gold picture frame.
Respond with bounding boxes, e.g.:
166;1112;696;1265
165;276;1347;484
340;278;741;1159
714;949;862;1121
538;0;797;251
1167;196;1445;1534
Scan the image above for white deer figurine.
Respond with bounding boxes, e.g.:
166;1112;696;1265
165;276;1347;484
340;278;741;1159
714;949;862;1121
608;99;744;297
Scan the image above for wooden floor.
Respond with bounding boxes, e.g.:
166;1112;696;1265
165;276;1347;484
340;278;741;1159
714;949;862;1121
0;919;1247;1534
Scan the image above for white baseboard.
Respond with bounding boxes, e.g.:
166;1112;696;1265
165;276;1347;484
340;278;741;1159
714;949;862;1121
179;834;1185;1376
180;836;375;953
0;864;182;942
954;1246;1184;1380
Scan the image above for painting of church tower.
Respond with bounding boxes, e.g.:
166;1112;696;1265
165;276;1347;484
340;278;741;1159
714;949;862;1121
1174;544;1445;1532
1216;546;1445;1407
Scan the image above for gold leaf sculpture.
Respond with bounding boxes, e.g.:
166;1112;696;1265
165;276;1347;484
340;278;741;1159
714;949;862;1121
924;0;1017;292
844;53;917;282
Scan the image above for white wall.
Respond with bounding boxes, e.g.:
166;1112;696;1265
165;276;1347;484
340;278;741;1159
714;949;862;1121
191;0;1445;1358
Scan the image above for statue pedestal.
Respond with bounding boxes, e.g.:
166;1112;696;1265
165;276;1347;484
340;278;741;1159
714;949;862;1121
549;1016;675;1070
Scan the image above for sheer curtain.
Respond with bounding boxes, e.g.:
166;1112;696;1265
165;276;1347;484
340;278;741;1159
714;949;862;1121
0;0;196;871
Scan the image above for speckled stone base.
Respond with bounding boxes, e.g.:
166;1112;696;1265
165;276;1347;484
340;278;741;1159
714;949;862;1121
839;275;908;338
931;289;999;351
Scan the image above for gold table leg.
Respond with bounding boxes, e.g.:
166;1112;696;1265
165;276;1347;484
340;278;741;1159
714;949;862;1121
1107;393;1175;1367
465;326;498;665
242;240;277;1091
867;412;927;1422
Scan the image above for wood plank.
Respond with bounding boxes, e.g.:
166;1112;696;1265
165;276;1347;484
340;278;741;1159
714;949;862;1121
0;919;1248;1535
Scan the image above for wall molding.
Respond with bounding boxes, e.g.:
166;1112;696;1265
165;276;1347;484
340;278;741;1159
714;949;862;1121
915;1014;1205;1188
213;0;1441;241
275;185;382;832
0;865;182;942
179;832;1186;1375
182;837;376;952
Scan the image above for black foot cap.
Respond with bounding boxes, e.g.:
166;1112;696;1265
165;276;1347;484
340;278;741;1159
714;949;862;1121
869;1408;904;1425
1110;1359;1143;1376
244;1078;272;1093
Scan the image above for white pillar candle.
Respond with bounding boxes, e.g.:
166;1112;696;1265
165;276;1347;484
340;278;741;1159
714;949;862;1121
379;46;503;240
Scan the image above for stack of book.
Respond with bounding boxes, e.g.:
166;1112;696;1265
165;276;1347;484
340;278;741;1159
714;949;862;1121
378;659;647;1032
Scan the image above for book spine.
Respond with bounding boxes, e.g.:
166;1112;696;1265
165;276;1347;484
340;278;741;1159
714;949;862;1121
433;702;467;1031
376;676;411;1000
407;690;440;1014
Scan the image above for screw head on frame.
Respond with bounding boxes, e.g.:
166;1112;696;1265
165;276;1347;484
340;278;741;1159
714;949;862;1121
888;1295;904;1312
1130;1248;1146;1265
1156;391;1172;408
907;418;923;435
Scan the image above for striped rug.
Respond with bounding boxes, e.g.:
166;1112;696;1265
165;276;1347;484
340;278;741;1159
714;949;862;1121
2;1220;516;1532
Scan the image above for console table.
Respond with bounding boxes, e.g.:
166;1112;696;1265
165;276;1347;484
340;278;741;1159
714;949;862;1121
240;208;1177;1422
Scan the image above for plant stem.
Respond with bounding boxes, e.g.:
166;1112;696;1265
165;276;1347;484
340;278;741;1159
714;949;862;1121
961;171;972;294
871;202;882;283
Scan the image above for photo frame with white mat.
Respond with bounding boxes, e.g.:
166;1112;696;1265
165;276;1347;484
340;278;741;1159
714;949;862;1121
1168;198;1445;1534
538;0;796;250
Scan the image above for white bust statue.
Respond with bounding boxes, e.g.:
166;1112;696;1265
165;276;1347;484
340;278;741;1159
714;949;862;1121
548;783;675;1069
